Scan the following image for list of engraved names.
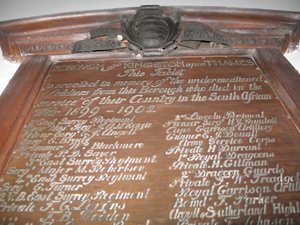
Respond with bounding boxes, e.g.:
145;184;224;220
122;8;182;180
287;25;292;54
0;56;300;225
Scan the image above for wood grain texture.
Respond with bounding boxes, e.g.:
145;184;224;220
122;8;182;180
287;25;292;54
0;55;51;174
0;6;299;62
0;49;300;225
253;48;300;131
0;48;300;174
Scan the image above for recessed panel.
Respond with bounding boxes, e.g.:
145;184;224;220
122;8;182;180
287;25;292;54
0;55;300;225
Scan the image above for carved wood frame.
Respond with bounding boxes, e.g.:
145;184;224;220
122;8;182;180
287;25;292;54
1;8;300;225
0;6;300;62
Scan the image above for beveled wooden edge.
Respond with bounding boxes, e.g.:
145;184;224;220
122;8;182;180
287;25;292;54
0;55;51;175
1;48;300;175
0;6;300;62
252;48;300;132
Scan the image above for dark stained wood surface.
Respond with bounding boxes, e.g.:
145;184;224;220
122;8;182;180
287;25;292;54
1;6;300;224
0;6;300;62
0;56;51;174
253;48;300;131
0;48;300;224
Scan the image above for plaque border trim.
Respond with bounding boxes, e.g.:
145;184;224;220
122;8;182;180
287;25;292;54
0;55;51;174
0;6;300;62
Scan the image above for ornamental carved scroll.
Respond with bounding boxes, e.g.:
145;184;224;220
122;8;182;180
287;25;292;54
73;5;229;56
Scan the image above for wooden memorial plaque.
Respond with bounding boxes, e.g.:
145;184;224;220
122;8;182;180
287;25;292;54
0;6;300;225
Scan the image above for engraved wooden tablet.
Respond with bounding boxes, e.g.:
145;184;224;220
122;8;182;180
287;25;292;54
0;6;300;225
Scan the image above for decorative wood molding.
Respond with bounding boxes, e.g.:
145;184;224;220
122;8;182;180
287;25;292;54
0;55;51;174
253;48;300;131
0;6;300;62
